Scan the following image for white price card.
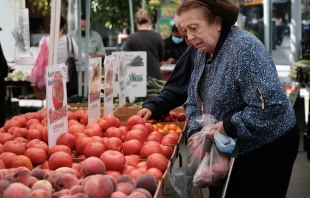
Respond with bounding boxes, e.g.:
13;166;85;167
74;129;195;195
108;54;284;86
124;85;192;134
46;64;68;147
88;57;102;123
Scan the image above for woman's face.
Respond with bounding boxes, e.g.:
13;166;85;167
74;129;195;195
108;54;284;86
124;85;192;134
178;8;222;54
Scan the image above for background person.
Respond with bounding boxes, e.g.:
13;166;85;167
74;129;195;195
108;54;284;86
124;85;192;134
36;16;79;96
161;24;188;65
123;9;165;80
176;0;299;197
71;14;106;62
0;39;8;128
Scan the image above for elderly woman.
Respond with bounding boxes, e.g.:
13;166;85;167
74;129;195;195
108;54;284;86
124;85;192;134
177;0;299;197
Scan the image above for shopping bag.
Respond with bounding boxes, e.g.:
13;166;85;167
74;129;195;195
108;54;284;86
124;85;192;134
29;36;48;91
193;144;230;188
66;36;78;97
170;114;218;197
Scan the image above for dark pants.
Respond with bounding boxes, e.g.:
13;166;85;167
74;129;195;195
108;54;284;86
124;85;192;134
226;125;299;198
0;85;6;128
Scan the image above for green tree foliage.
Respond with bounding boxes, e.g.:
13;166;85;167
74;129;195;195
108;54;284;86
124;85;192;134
27;0;161;29
91;0;160;29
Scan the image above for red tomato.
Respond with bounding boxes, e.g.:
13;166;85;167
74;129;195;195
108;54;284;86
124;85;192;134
48;145;71;157
3;140;25;155
56;133;76;151
4;119;21;132
48;151;73;170
105;170;122;179
106;127;124;141
121;165;136;175
146;153;168;173
84;142;105;158
52;73;64;110
128;169;144;180
123;139;143;155
140;142;163;159
131;124;148;137
27;139;49;154
68;120;80;127
105;137;123;152
68;124;86;135
75;137;93;155
126;115;145;130
125;155;140;167
126;129;147;144
11;116;27;128
100;150;126;171
67;111;77;120
146;134;162;143
24;147;47;165
147;168;163;180
161;145;174;159
26;119;40;129
144;123;154;134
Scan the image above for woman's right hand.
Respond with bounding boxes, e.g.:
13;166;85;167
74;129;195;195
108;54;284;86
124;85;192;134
137;108;152;122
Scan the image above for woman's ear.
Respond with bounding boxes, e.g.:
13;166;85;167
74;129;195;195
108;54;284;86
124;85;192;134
215;16;222;32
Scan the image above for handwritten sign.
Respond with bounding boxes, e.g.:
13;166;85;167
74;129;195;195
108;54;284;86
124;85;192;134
104;55;118;115
88;57;102;123
46;64;68;147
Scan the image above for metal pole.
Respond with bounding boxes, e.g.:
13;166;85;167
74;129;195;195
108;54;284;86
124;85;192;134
263;0;272;53
290;0;302;65
49;0;61;66
84;0;90;97
129;0;135;34
77;0;82;96
67;0;75;34
142;0;145;9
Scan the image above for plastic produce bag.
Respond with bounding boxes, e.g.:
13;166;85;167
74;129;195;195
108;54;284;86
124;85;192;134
193;144;229;188
170;114;219;197
29;36;48;91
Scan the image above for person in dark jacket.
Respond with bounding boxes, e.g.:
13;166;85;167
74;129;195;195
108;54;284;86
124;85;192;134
123;9;165;80
0;42;9;127
138;44;196;120
161;25;188;65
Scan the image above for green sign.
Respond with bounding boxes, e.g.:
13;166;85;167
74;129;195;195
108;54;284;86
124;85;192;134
158;19;171;39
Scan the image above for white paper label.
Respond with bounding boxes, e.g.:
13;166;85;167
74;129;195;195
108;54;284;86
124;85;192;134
104;56;118;115
88;57;102;123
46;64;68;147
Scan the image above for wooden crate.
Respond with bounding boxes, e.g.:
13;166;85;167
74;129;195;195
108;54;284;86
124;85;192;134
153;180;164;198
121;102;143;108
113;107;140;122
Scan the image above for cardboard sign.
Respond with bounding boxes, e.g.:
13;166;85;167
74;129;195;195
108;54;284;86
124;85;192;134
104;55;118;115
88;57;102;123
111;52;133;106
46;64;68;147
123;52;147;97
111;51;146;99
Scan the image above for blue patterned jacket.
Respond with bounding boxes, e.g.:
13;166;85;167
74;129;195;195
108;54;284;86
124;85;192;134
185;26;296;155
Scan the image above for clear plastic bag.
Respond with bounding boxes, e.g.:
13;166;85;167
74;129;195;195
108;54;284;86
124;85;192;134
170;114;219;197
193;144;230;188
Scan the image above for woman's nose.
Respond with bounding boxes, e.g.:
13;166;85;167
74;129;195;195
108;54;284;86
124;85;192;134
187;33;195;41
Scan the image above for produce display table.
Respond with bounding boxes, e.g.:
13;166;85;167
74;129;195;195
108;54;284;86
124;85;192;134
160;64;175;81
6;80;31;115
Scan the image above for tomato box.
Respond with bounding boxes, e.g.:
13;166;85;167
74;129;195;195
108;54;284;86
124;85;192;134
113;107;140;122
154;180;164;198
121;102;144;108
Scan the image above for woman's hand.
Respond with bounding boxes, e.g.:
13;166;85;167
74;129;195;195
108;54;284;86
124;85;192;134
207;121;227;140
137;108;152;122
